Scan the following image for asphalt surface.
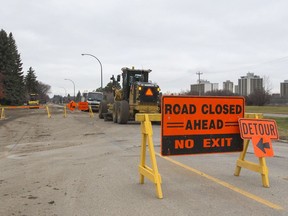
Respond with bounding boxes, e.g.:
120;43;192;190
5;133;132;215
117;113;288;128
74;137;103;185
0;105;287;216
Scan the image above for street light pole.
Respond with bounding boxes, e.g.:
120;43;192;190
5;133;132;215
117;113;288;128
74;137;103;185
81;53;103;89
64;78;75;100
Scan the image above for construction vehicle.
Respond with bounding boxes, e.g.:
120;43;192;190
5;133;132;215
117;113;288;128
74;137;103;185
28;93;40;109
99;67;161;124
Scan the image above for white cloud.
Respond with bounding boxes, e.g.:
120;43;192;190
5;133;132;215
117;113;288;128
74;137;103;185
1;0;288;95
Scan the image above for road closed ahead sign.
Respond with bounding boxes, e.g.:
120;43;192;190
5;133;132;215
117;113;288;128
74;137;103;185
161;96;245;156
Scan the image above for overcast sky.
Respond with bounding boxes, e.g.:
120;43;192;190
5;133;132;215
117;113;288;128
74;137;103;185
1;0;288;96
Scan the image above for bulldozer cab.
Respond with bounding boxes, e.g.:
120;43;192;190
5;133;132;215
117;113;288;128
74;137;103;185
121;67;151;101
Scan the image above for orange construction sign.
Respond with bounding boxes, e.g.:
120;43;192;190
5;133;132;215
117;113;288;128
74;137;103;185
78;102;89;111
161;96;245;156
67;101;77;111
238;118;279;157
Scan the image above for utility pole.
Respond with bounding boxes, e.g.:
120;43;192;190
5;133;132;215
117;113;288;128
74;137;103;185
196;71;203;95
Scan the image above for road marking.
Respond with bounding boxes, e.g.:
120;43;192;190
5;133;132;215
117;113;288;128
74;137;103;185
156;153;284;210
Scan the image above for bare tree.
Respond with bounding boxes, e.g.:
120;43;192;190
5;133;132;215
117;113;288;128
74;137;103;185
246;88;271;106
263;75;273;94
37;81;51;103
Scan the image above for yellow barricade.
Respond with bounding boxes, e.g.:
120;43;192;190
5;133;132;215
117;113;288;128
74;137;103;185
234;113;270;187
136;112;270;199
0;106;49;119
135;113;163;199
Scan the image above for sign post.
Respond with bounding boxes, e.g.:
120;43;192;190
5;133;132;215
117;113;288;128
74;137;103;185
161;96;245;156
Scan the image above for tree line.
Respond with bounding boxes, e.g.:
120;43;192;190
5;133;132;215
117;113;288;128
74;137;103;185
0;29;50;105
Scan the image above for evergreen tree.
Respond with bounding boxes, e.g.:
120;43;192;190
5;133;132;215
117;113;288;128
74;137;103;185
67;93;71;102
25;67;38;94
0;72;4;101
0;29;25;105
76;90;81;102
8;32;25;104
0;29;9;104
0;29;50;105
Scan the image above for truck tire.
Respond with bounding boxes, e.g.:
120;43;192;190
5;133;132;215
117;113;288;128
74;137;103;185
98;101;108;119
104;114;109;121
112;102;119;123
117;100;129;124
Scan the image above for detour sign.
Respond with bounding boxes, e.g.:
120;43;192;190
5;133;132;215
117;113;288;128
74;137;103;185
161;96;245;156
238;119;279;157
67;101;77;111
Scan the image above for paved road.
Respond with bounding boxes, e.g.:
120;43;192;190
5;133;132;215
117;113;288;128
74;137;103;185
0;107;287;216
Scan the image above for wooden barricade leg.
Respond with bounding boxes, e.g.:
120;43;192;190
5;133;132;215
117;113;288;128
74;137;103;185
46;105;51;118
138;114;163;199
64;106;67;118
234;139;249;176
139;130;147;184
259;157;269;187
147;128;163;198
89;105;94;118
234;113;269;187
1;108;5;120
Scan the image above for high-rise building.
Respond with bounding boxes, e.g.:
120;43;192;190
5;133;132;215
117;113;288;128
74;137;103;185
223;80;234;93
191;80;218;95
238;72;263;96
234;85;239;95
280;80;288;98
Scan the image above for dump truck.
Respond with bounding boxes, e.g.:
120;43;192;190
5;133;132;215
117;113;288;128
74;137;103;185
99;67;160;124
